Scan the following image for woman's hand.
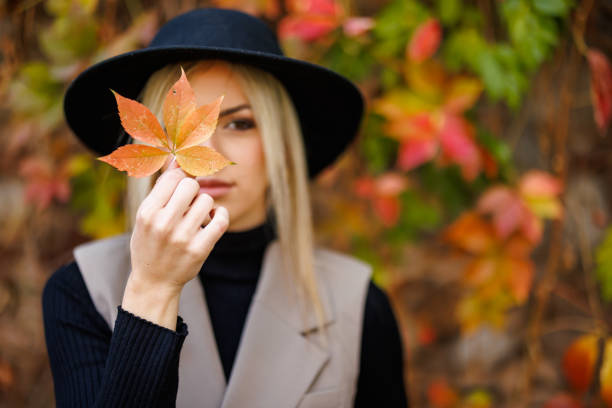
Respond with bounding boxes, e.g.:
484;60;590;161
122;162;230;330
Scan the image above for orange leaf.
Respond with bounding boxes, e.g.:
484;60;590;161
111;89;169;149
97;144;170;177
175;146;234;177
163;66;197;149
427;378;459;408
444;212;496;254
99;65;233;177
176;95;224;150
562;333;599;394
505;256;534;302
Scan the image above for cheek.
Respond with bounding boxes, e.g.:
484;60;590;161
229;136;266;170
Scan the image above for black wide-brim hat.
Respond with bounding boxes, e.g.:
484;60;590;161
63;7;364;179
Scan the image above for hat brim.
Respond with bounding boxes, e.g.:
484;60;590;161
63;45;365;179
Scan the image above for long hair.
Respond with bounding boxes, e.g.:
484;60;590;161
124;60;329;345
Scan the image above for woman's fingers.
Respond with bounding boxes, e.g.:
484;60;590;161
175;193;215;236
140;165;188;212
161;177;200;223
189;206;229;255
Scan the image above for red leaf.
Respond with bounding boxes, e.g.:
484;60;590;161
386;112;438;142
278;14;338;41
543;393;583;408
397;138;438;171
286;0;341;15
373;196;401;227
407;18;442;63
417;319;437;345
439;113;481;180
353;176;375;198
562;334;599;394
587;49;612;133
477;186;523;240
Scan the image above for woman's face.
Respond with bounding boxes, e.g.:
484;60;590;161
160;60;269;232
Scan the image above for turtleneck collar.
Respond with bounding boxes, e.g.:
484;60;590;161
199;217;277;281
210;217;277;254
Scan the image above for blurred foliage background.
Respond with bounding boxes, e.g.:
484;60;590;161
1;0;612;406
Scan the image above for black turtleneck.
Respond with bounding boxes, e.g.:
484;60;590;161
42;220;408;407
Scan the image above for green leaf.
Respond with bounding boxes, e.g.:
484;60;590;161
595;227;612;302
39;16;98;63
321;36;375;83
372;0;428;58
384;190;441;242
476;49;506;100
359;113;399;174
436;0;462;25
9;62;64;128
532;0;571;16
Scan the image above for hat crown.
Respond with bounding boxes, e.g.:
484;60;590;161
150;8;284;56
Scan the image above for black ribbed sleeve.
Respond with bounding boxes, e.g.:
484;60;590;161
42;262;188;408
354;281;408;407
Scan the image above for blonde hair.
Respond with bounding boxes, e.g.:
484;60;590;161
124;60;329;345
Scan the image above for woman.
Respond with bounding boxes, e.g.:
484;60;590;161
42;7;408;408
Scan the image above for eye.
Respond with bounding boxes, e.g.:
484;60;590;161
224;118;255;130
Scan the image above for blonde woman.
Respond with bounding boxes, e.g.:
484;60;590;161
42;7;407;407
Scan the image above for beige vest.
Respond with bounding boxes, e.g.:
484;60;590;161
73;232;372;408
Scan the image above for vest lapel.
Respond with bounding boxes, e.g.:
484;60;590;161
219;240;335;408
176;276;226;407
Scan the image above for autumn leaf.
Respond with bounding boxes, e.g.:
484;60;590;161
562;333;599;394
427;378;459;408
586;49;612;134
354;172;409;227
278;0;343;41
477;171;563;244
543;393;583;408
98;66;235;178
407;18;442;63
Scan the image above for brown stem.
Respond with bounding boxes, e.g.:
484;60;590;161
518;39;581;407
570;0;595;56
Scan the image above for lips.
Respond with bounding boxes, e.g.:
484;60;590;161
197;179;235;188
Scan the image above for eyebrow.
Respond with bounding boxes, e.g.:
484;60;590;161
219;104;251;118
